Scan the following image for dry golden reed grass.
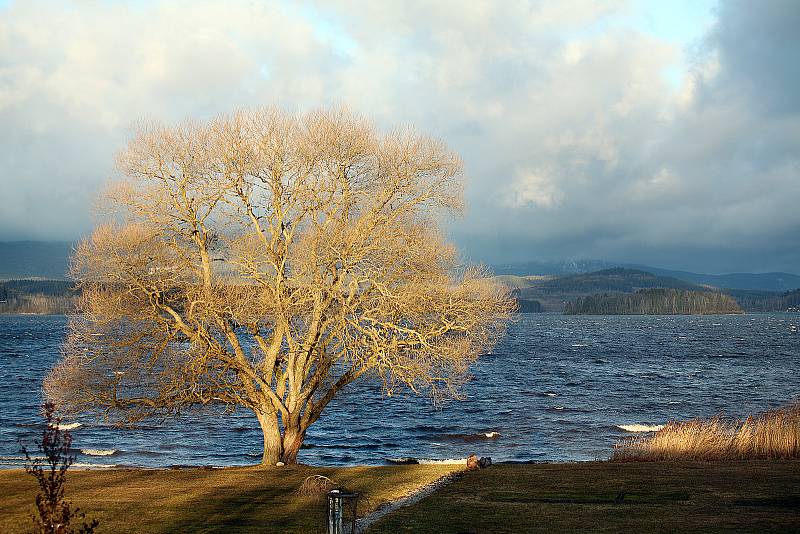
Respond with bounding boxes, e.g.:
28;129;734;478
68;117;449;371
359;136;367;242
613;402;800;461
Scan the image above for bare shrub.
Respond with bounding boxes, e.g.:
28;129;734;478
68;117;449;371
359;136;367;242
20;403;99;534
298;475;338;498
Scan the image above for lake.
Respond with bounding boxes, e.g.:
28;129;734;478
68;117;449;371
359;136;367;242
1;313;799;467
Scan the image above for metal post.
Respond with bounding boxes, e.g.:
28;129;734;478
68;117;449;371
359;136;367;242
327;489;360;534
328;490;343;534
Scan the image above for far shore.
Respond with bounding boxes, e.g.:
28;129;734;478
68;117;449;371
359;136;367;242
2;460;799;533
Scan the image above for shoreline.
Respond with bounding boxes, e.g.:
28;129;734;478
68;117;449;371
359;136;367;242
0;457;616;472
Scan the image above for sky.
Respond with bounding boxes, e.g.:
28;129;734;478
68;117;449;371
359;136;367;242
0;0;798;273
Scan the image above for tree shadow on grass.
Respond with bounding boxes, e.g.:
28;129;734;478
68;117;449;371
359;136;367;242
153;465;431;533
154;473;330;534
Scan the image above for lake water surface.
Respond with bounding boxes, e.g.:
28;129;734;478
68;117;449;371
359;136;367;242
1;313;799;467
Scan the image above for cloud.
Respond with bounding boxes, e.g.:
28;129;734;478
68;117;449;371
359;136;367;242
0;0;797;272
0;0;340;240
506;169;565;208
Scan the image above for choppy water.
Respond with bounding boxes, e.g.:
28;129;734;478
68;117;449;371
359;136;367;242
2;313;799;468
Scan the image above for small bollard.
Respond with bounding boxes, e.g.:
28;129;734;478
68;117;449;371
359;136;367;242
327;489;360;534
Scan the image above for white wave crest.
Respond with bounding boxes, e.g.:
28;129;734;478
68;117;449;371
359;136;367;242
617;424;665;432
71;463;117;469
387;457;468;465
0;455;43;465
80;449;117;456
52;422;82;430
417;458;468;465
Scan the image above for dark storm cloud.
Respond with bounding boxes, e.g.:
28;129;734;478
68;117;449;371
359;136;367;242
707;0;800;116
452;0;800;272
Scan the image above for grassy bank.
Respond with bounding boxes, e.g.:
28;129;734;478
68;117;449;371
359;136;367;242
369;461;800;533
0;464;461;533
3;461;799;532
613;403;800;461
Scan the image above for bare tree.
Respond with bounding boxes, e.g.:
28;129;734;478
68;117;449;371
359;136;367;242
45;107;515;465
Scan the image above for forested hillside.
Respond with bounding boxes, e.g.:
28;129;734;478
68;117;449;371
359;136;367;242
505;268;708;311
565;289;743;315
0;280;78;314
534;268;703;294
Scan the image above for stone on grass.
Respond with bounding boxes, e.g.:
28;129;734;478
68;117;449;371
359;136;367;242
467;454;479;470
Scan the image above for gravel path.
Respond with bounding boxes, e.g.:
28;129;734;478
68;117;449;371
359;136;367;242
354;470;465;533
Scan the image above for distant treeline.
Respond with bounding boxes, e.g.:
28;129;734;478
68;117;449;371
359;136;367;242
0;280;78;314
2;278;797;316
727;288;800;312
787;290;800;311
565;289;743;315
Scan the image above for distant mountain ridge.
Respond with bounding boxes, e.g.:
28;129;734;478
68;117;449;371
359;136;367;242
0;241;73;280
493;260;800;292
3;267;798;315
534;268;705;294
624;265;800;292
493;259;617;277
494;267;799;313
1;243;797;292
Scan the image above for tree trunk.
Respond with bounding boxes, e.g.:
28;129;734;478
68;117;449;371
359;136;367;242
281;425;306;464
255;409;309;465
256;410;282;465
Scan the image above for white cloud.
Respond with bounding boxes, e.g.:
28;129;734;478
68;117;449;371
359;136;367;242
506;169;565;208
0;0;797;272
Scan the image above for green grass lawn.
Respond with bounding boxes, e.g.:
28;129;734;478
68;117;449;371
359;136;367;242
0;464;460;533
369;461;800;533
